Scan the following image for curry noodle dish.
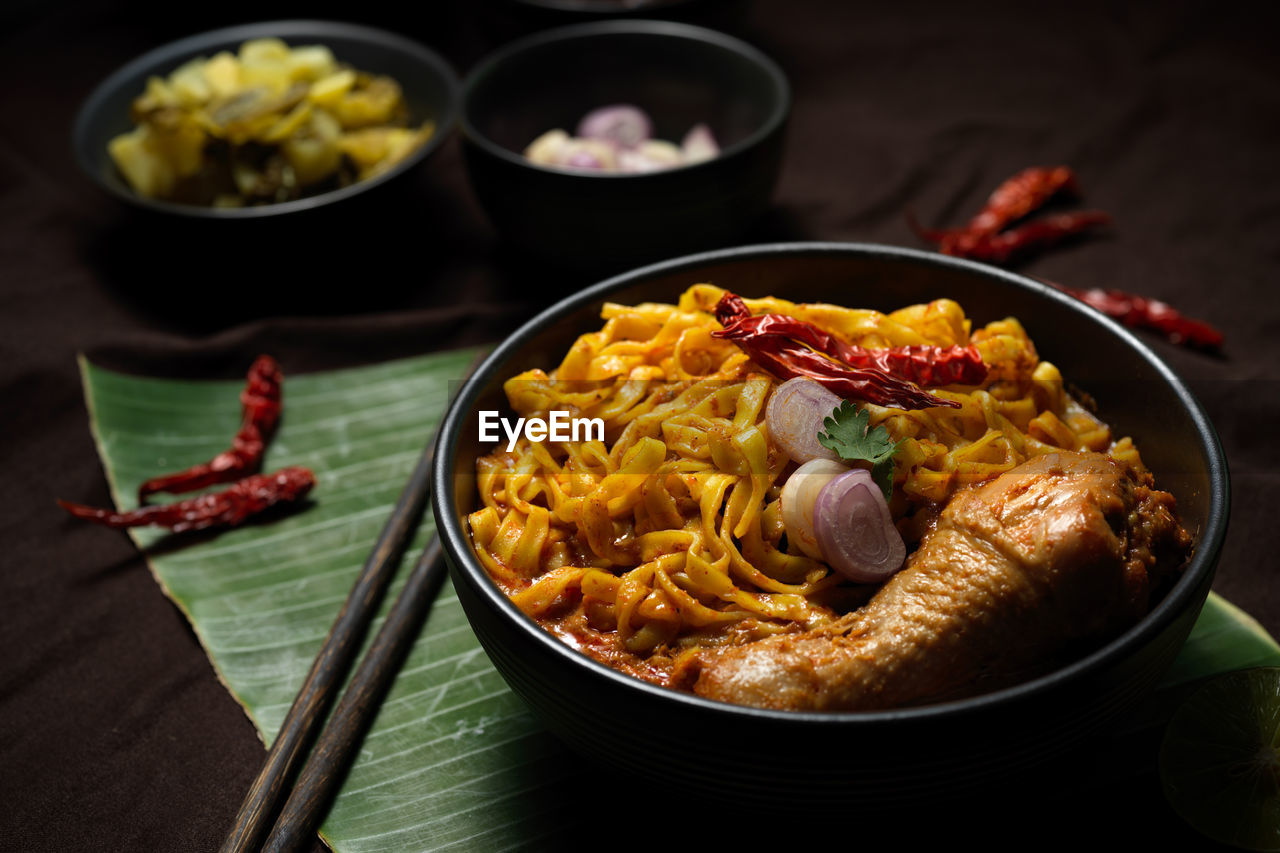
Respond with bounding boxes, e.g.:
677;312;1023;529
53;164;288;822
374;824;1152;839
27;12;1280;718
468;284;1192;711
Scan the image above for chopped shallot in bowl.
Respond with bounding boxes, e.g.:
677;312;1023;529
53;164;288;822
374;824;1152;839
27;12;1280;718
524;104;720;173
458;19;790;271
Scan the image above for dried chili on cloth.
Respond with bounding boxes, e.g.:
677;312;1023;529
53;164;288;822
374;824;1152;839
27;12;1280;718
911;165;1224;350
59;468;315;533
911;166;1110;263
138;354;283;500
712;293;987;410
1051;284;1225;350
935;211;1114;265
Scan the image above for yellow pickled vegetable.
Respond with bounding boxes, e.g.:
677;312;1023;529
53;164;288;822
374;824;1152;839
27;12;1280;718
283;109;343;186
308;69;356;107
108;128;175;198
202;52;241;98
132;76;177;114
285;45;337;82
258;102;313;144
239;38;290;65
168;58;212;106
328;76;403;129
339;122;435;179
105;38;434;207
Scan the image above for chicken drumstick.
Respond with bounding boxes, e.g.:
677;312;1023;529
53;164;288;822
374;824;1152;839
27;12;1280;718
683;451;1191;711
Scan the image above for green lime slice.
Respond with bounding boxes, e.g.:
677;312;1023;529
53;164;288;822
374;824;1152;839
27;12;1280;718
1160;667;1280;850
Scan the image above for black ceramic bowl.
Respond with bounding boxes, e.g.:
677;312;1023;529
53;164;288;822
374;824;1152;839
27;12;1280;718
433;242;1229;806
508;0;715;14
459;20;789;272
488;0;751;27
72;20;459;219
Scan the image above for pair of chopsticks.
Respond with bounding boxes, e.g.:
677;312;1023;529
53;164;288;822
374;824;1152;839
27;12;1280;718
219;371;470;852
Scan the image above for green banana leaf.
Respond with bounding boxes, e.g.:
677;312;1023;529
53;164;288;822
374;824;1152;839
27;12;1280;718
78;352;1280;852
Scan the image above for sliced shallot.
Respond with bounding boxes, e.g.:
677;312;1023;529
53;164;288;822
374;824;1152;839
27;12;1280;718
524;129;570;166
576;104;652;149
813;468;906;582
524;131;618;170
681;122;720;163
779;458;848;560
561;142;614;170
617;140;684;173
766;377;842;464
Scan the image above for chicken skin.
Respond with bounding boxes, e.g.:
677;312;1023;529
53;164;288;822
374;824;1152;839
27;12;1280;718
684;451;1192;711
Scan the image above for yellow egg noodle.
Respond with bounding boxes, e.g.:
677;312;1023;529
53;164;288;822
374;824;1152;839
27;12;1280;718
468;284;1142;660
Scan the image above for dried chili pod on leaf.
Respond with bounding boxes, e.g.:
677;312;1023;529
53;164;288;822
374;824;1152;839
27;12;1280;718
60;467;316;534
137;354;284;501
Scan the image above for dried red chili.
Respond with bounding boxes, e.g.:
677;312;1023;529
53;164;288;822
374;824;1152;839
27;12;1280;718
59;467;316;533
911;165;1109;262
1054;285;1224;350
712;302;987;387
965;166;1078;234
712;293;963;410
916;165;1081;256
912;166;1223;351
137;354;283;501
944;211;1113;265
844;343;987;387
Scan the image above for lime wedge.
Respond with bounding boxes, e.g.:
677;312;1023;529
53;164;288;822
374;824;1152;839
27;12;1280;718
1160;667;1280;850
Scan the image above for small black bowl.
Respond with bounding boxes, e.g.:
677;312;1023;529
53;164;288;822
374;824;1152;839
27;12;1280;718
72;20;460;219
483;0;753;34
433;242;1229;807
505;0;728;17
460;20;789;273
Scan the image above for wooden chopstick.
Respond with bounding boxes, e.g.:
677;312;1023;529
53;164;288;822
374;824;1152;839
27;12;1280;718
220;348;485;852
218;437;441;853
261;535;449;853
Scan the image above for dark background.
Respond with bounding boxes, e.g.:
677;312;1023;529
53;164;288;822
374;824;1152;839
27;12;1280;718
2;1;1276;850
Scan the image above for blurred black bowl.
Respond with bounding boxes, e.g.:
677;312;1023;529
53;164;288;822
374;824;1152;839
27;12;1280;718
481;0;753;36
504;0;729;17
72;20;459;220
433;242;1229;808
459;20;789;273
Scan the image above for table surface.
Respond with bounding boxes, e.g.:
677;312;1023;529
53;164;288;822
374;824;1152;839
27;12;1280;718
3;1;1277;850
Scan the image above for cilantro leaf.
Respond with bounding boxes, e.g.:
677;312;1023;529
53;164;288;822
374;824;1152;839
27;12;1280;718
817;401;902;499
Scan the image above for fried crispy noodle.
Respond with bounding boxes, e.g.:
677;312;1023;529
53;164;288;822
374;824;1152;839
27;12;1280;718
467;284;1145;685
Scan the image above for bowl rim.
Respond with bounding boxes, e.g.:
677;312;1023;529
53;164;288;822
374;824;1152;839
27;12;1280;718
458;18;791;180
509;0;701;13
433;241;1230;726
71;19;461;219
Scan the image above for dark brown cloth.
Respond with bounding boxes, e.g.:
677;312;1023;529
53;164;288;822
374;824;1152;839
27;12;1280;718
2;1;1276;850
